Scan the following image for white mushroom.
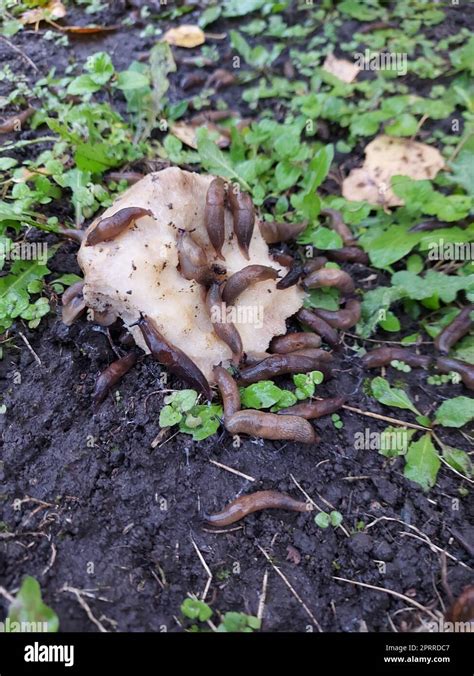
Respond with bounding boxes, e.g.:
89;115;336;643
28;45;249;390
77;168;304;382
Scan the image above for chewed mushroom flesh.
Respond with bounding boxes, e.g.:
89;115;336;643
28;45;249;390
77;168;304;383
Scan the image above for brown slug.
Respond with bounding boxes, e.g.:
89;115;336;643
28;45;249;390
434;306;473;354
61;281;86;326
237;353;330;384
213;365;241;418
277;395;346;419
259;220;307;244
296;308;340;347
362;347;432;369
303;268;355;295
204;490;312;526
312;299;361;330
320;208;356;246
206;282;243;362
0;107;35;134
204;177;226;260
137;315;212;400
225;410;319;444
177;230;216;286
85;207;153;246
93;352;137;408
222;265;279;305
436;356;474;390
226;187;255;259
270;332;322;353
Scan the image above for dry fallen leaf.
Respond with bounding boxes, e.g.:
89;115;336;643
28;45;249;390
170;122;229;150
59;24;119;34
342;135;445;207
162;25;205;48
322;53;360;84
21;0;66;25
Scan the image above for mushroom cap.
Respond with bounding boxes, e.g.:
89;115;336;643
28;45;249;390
78;168;304;381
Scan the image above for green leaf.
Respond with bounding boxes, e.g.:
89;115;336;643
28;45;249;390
181;598;213;622
0;158;18;171
149;42;176;113
403;434;441;491
315;512;330;529
442;446;472;477
241;381;284;409
371;377;420;415
85;51;115;85
378;311;400;332
67;75;102;96
164;389;198;412
159;405;183;428
74;142;119;173
178;404;222;440
434;396;474;428
223;0;266;17
196;128;251;192
330;511;343;527
115;70;150;91
7;576;58;632
385;113;419;137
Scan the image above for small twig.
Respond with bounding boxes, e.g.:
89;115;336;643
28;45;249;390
60;585;108;632
0;586;15;604
257;544;322;631
190;537;212;602
17;331;42;367
209;459;255;482
341;403;430;431
0;36;39;72
257;569;269;623
0;135;58;153
333;576;439;621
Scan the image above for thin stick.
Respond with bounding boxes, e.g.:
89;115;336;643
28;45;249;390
365;516;472;571
0;136;58;153
0;586;15;603
333;576;439;621
257;544;322;631
190;538;212;602
400;531;471;571
17;331;42;366
0;36;39;72
341;403;430;431
257;569;269;622
209;459;255;482
60;585;108;632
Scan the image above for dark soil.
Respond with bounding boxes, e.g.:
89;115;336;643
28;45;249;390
0;2;472;633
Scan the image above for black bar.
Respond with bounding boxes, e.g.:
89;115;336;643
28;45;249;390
0;631;471;675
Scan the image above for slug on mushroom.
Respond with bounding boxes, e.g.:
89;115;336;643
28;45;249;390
93;351;138;408
225;410;319;444
85;207;153;246
362;347;432;369
227;187;255;259
204;177;226;260
312;299;361;330
206;282;243;363
177;229;217;286
204;490;312;527
137;314;212;400
434;306;473;354
277;395;346;419
222;265;279;305
61;281;86;326
77;168;304;383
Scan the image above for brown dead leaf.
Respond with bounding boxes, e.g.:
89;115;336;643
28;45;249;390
170;122;229;150
322;53;359;84
162;25;205;49
59;24;119;34
21;0;66;25
342;135;445;207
